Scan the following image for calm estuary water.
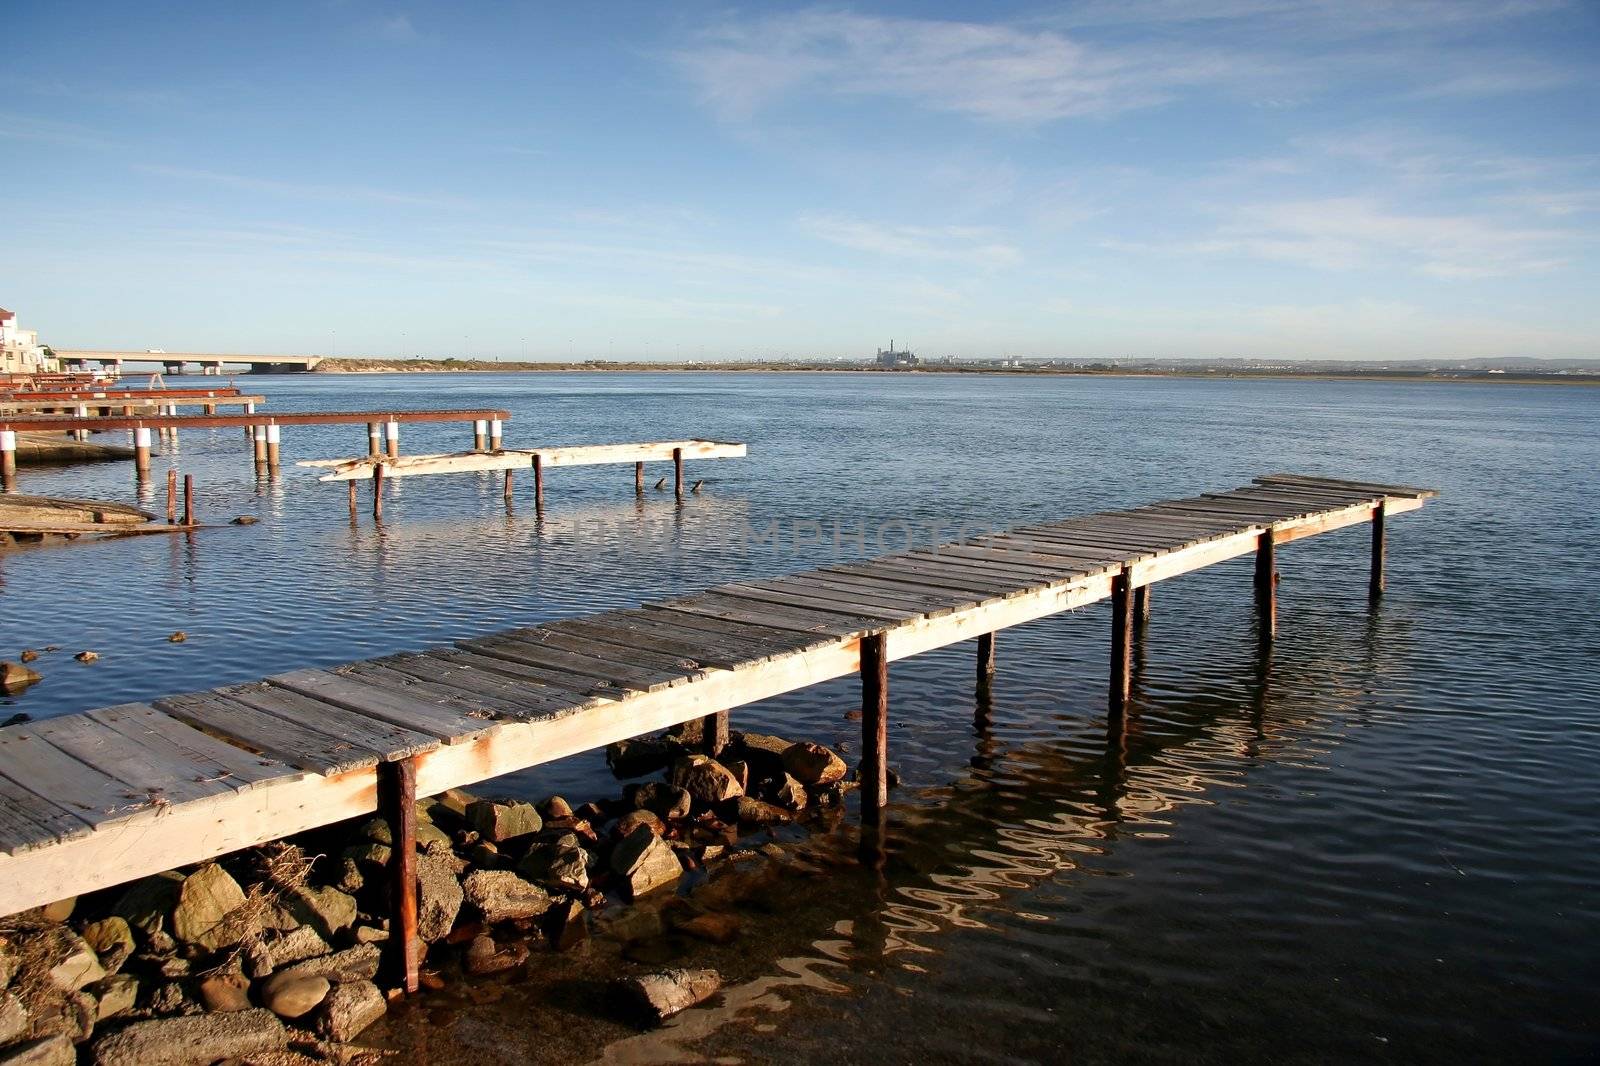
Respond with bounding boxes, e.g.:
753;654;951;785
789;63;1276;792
3;371;1597;1063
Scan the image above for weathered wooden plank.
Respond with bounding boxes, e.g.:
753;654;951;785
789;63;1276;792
768;573;960;615
84;704;296;791
496;626;710;681
0;729;160;826
649;593;885;638
0;773;96;854
924;543;1109;574
460;635;681;693
155;690;381;775
902;548;1073;582
422;648;629;704
221;682;439;762
24;714;240;808
271;667;503;742
863;552;1049;587
797;569;990;611
968;534;1130;567
622;608;838;653
713;582;924;621
831;558;1024;599
310;440;747;481
393;649;616;711
1255;473;1437;498
539;615;792;670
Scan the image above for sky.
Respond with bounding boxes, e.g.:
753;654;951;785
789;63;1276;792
4;1;1597;362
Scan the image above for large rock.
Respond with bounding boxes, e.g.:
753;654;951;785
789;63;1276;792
286;885;357;941
0;661;42;693
615;809;664;838
732;796;793;827
466;800;541;843
316;980;385;1042
517;834;590;893
90;1008;287;1066
111;872;184;936
624;782;692;821
462;870;551;923
170;864;246;950
196;966;250;1013
262;975;329;1019
262;944;379;989
0;990;27;1044
41;929;104;991
610;825;683;898
244;925;329;980
416;854;464;942
0;1036;74;1066
617;968;722;1024
27;989;94;1044
781;742;846;786
768;774;809;810
732;732;794;775
670;755;744;806
605;736;681;779
79;918;135;963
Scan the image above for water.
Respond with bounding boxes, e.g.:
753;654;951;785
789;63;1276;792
3;372;1597;1063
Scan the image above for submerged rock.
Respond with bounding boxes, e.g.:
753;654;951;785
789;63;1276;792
617;968;722;1025
606;737;680;779
0;661;42;693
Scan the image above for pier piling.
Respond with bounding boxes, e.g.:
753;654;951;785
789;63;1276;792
372;464;385;521
183;475;194;526
473;420;487;452
1133;585;1151;642
265;424;281;472
133;427;152;479
490;419;503;451
673;447;684;500
386;421;400;459
977;631;996;691
533;454;544;512
1255;531;1277;645
861;632;889;811
166;469;177;523
1370;501;1387;602
379;758;421;994
1109;569;1133;711
367;423;381;458
635;461;644;495
2;430;17;491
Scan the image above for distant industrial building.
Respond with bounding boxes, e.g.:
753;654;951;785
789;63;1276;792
875;339;919;367
0;308;57;375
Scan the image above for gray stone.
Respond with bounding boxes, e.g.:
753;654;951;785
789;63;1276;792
0;661;42;694
0;990;27;1044
541;795;573;819
618;968;722;1024
466;800;541;843
90;1008;287;1066
615;809;664;838
26;989;94;1044
263;975;329;1019
91;975;138;1021
732;732;794;775
342;842;393;870
196;966;251;1013
462;870;551;923
0;1036;74;1066
416;820;453;850
316;980;385;1042
625;782;692;821
415;854;463;943
263;945;379;989
111;871;184;936
605;736;680;778
38;898;76;924
670;755;744;806
781;742;846;786
517;834;589;893
170;864;246;950
334;858;364;894
286;885;357;940
358;818;392;846
610;825;684;898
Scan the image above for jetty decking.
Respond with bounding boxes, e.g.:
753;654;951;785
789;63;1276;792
0;473;1436;988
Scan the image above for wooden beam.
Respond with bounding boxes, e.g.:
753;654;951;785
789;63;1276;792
1109;568;1132;712
1255;531;1276;645
860;633;888;811
1370;499;1386;602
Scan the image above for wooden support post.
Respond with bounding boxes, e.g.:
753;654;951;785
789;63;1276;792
1369;500;1387;602
372;463;385;521
503;469;514;502
861;632;889;811
378;758;420;994
700;711;730;757
251;425;268;467
348;480;357;516
533;453;544;511
1109;568;1133;712
386;421;400;459
134;427;153;479
472;419;487;452
243;402;255;439
166;469;178;522
635;460;644;495
1255;530;1277;645
367;422;381;458
1;430;16;492
489;418;503;451
673;447;684;500
182;475;194;526
1133;584;1151;642
976;631;996;690
265;424;281;472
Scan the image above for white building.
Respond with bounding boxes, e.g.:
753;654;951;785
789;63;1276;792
0;308;59;375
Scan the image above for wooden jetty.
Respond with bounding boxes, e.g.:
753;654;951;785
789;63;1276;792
301;438;747;514
0;473;1435;992
0;408;512;483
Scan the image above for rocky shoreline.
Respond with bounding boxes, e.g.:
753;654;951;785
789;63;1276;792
0;726;873;1065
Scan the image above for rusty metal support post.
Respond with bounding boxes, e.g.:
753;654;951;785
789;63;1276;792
372;464;385;521
251;425;268;468
1109;568;1133;712
1255;531;1277;645
861;632;889;811
348;480;357;517
134;427;153;480
182;475;194;526
265;424;281;472
166;469;178;523
503;469;514;502
635;460;644;495
533;454;544;512
673;447;684;500
378;758;420;994
1369;500;1387;603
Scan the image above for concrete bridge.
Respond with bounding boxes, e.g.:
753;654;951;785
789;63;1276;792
54;350;325;374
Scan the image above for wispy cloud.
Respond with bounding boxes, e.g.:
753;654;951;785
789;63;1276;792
133;164;474;210
797;213;1021;267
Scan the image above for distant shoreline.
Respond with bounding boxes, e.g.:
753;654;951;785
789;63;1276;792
309;357;1600;387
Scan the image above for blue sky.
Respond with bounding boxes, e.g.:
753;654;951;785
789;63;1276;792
4;1;1597;360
